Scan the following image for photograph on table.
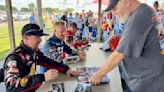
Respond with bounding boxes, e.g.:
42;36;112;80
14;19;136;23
77;67;110;84
74;83;91;92
50;82;65;92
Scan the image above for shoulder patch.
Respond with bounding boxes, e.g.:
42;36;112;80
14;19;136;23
7;60;17;68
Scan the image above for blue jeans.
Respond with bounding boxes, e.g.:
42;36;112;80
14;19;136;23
103;31;109;42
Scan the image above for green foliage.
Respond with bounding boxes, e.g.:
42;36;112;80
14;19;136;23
0;5;6;11
43;7;53;13
28;3;35;12
53;8;64;13
0;21;26;59
43;7;74;14
0;5;17;12
12;6;17;12
21;7;29;12
65;8;74;13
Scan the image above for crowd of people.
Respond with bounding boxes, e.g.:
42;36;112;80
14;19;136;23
90;0;164;92
0;0;163;92
2;9;97;92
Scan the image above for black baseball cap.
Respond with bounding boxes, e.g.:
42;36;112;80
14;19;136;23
104;0;120;12
21;24;48;36
69;22;79;29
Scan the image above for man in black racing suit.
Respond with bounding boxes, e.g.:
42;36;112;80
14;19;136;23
3;23;79;92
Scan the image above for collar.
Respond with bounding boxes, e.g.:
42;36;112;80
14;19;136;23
49;35;64;46
20;41;35;55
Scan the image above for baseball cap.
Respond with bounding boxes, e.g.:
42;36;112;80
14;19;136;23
69;22;79;30
104;0;120;12
21;24;48;36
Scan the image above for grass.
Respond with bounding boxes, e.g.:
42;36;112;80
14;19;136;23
0;21;27;59
0;21;53;59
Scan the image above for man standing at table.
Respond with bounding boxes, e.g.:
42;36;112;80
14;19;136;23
89;0;164;92
3;23;79;92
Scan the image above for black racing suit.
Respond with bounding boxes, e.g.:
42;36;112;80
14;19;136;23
3;42;70;92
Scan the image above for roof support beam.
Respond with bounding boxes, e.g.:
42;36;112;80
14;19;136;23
36;0;43;28
97;0;102;43
5;0;16;50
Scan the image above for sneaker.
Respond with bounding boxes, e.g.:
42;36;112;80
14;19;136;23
104;48;112;52
99;47;103;50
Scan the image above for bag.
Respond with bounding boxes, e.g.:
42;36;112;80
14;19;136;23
0;68;4;83
109;35;120;51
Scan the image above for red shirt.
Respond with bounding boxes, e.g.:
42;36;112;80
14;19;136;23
65;29;88;47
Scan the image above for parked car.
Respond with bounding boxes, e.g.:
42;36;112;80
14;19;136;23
0;16;6;23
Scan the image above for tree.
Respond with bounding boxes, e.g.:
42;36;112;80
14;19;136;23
65;8;74;13
53;8;60;12
50;8;74;14
52;8;64;13
0;5;17;12
21;7;29;12
12;6;17;12
0;5;6;11
44;7;53;13
28;3;35;12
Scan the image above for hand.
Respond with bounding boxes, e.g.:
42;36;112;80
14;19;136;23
89;70;104;85
66;69;79;77
44;69;58;81
78;51;86;61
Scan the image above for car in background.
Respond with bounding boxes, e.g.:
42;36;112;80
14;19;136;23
13;13;29;21
21;14;29;21
0;16;6;23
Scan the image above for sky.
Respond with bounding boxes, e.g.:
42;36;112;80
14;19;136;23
0;0;91;10
0;0;163;12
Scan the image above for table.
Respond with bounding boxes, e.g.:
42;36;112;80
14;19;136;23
37;43;123;92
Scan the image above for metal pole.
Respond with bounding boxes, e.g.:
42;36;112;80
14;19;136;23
97;0;102;43
5;0;16;50
36;0;43;28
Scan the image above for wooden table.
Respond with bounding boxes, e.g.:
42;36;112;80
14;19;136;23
37;43;123;92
